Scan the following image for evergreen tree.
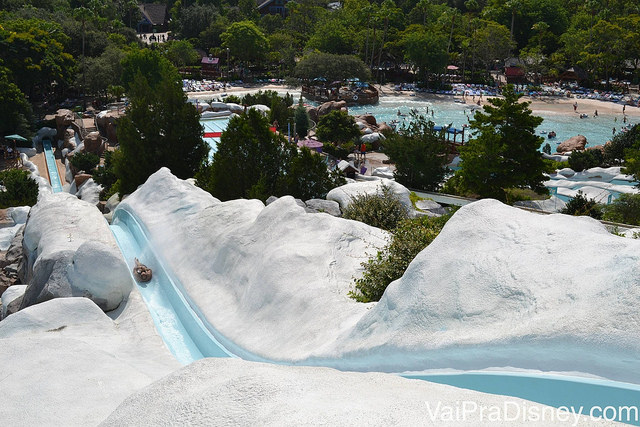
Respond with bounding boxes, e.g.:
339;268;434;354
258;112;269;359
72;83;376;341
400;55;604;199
457;85;546;201
114;67;209;195
316;110;361;145
294;98;310;138
383;113;450;191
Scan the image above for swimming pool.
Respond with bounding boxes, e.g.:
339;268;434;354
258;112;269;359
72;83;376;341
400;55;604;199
201;117;231;158
334;97;634;150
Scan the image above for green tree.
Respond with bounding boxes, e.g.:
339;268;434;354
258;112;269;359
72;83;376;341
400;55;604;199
0;66;32;137
294;99;310;138
604;123;640;165
383;113;450;191
295;52;371;82
0;169;38;208
316;111;361;145
560;191;603;219
306;19;355;55
197;109;341;202
163;40;199;68
568;149;603;171
603;194;640;226
402;26;448;87
457;85;546;201
120;48;177;93
221;20;269;65
114;67;209;195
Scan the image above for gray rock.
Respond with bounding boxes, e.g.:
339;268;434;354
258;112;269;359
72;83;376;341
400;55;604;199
105;193;120;214
19;251;76;311
266;196;279;205
304;199;341;217
1;225;24;269
415;200;446;216
294;198;307;209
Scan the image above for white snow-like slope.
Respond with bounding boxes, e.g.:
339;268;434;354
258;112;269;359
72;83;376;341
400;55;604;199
101;358;615;427
0;296;178;426
122;169;640;383
334;199;640;381
119;168;388;360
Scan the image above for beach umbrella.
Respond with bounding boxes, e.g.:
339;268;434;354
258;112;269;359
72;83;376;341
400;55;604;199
297;139;323;149
4;134;28;142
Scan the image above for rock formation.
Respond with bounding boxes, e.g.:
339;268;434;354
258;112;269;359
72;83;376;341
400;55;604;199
557;135;587;153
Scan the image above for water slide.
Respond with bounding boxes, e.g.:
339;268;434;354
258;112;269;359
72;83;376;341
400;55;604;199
42;138;63;193
110;206;640;425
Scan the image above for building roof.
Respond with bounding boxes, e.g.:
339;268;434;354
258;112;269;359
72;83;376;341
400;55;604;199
202;57;219;65
138;3;167;26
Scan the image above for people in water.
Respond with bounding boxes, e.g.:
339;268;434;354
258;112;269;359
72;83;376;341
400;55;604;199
579;113;588;119
594;110;598;117
133;258;152;282
547;131;557;139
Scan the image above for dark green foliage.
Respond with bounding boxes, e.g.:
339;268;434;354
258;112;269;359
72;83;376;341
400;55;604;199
560;191;603;219
70;152;100;173
284;147;345;201
0;169;38;208
542;143;551;155
383;113;450;191
294;99;310;138
0;67;32;137
342;185;409;231
350;210;456;303
603;124;640;165
237;90;294;127
120;49;178;93
197;108;342;202
603;194;640;226
322;142;355;160
568;149;603;171
93;150;118;200
114;67;209;196
295;52;371;82
316;111;361;145
456;85;546;201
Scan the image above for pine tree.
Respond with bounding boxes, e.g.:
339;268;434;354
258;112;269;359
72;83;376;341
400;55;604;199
457;85;546;201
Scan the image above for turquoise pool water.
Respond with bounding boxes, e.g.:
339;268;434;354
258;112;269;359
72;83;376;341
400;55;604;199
335;97;635;150
201;117;230;157
405;372;640;425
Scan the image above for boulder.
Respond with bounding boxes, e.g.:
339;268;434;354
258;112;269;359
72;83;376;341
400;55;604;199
372;167;394;179
226;103;244;113
104;192;121;214
62;128;76;150
1;284;26;318
326;178;412;213
76;178;103;206
83;131;105;155
74;173;92;187
55;109;74;139
377;122;392;134
19;193;131;312
558;167;576;177
209;102;229;112
1;225;24;268
96;110;120;143
266;196;278;205
415;200;446;217
359;114;377;126
306;106;318;123
360;132;385;144
317;100;347;118
557;135;587;153
32;127;57;146
304;199;341;216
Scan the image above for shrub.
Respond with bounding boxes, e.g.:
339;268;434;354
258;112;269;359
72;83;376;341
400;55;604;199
322;141;355;160
560;191;603;219
350;210;456;302
70;152;100;173
568;149;603;172
603;124;640;165
316;110;361;145
542;143;551;155
93;150;118;200
603;193;640;225
342;185;409;231
0;169;38;208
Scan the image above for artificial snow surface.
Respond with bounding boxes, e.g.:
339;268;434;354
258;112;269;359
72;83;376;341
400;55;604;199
102;358;615;427
121;169;640;383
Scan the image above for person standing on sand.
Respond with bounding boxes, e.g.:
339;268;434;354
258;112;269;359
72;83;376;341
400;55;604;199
623;105;626;114
594;110;598;117
573;101;577;112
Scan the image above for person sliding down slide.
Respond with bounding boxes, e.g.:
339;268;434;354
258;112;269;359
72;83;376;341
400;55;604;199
133;258;152;282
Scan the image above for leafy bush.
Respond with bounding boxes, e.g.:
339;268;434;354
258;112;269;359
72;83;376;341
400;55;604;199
603;193;640;225
603;124;640;165
93;150;118;200
224;95;242;104
568;149;603;172
0;169;38;208
322;141;354;160
70;152;100;173
560;191;603;219
316;110;360;145
342;185;409;231
350;211;456;302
